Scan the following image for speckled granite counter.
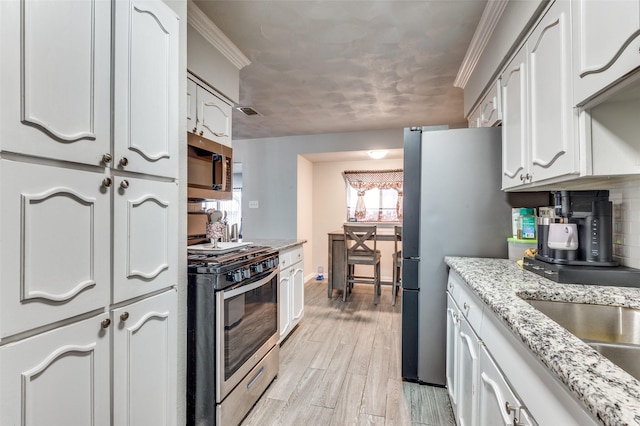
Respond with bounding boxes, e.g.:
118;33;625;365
445;256;640;426
249;239;306;251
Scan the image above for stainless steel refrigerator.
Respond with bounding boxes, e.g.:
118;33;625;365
401;126;511;385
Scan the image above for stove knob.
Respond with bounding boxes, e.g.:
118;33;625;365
265;259;274;268
242;268;251;279
255;263;264;273
273;258;279;267
233;270;243;282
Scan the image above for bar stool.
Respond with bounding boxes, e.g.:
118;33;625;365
343;224;382;305
391;225;402;306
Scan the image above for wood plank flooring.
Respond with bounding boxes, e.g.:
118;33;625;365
242;280;456;426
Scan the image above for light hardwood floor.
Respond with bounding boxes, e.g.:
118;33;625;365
242;280;456;426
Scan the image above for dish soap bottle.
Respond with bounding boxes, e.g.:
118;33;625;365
518;208;536;240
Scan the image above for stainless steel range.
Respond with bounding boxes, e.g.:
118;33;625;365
187;245;280;426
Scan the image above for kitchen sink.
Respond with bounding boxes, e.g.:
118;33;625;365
525;299;640;380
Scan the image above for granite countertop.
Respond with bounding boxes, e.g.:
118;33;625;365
250;239;306;251
444;256;640;426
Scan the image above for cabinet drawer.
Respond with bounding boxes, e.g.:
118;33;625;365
449;269;484;332
280;245;304;269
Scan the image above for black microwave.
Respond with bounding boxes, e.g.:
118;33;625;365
187;133;232;200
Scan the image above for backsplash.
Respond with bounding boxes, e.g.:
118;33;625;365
609;180;640;269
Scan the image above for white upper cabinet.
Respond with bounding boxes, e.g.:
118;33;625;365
0;160;111;338
114;0;180;178
527;0;577;183
0;313;111;426
189;78;233;148
0;0;111;165
501;47;528;189
573;0;640;105
501;0;578;189
187;77;198;133
113;176;178;304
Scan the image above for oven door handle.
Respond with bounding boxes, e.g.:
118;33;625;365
223;269;278;300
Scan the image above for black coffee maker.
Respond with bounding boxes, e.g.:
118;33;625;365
536;190;617;266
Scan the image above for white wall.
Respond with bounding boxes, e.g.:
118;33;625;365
297;156;314;280
311;158;403;282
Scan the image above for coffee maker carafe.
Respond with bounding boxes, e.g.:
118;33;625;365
536;190;617;266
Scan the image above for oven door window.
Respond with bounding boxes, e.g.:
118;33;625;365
223;273;278;380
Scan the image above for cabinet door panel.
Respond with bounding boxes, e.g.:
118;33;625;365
187;77;198;133
113;290;177;426
292;264;305;324
529;1;577;182
198;85;233;147
478;345;522;426
113;176;178;303
446;295;459;408
279;272;291;343
0;160;110;338
114;0;179;178
0;313;110;425
457;318;479;426
573;0;640;104
501;48;528;189
0;0;110;164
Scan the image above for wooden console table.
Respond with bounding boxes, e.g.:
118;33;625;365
327;226;400;298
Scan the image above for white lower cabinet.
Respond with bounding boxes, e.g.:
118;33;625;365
279;267;292;342
0;313;111;425
113;289;177;426
447;270;534;426
447;269;599;426
478;344;534;426
0;289;177;426
445;295;460;412
457;317;480;426
279;245;305;343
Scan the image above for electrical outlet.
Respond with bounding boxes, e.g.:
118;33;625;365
249;200;259;209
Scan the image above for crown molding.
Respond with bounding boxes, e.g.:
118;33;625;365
454;0;509;89
187;0;251;70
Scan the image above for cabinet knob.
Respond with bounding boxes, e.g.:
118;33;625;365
505;401;517;415
199;130;204;136
101;318;111;329
102;153;113;164
463;302;469;311
119;157;129;167
519;174;525;182
102;177;113;188
525;173;532;181
192;127;198;133
120;312;130;322
120;179;130;189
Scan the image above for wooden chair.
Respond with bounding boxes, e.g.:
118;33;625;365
343;225;382;304
391;225;402;306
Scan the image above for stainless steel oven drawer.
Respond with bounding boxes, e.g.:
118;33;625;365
218;345;279;426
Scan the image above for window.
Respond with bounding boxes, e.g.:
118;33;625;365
344;169;403;222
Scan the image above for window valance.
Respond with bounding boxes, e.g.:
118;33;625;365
343;169;404;192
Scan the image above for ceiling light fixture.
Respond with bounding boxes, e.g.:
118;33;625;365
368;150;388;159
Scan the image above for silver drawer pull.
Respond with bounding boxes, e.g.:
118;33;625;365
247;366;265;390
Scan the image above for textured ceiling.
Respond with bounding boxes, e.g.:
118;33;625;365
194;0;487;140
